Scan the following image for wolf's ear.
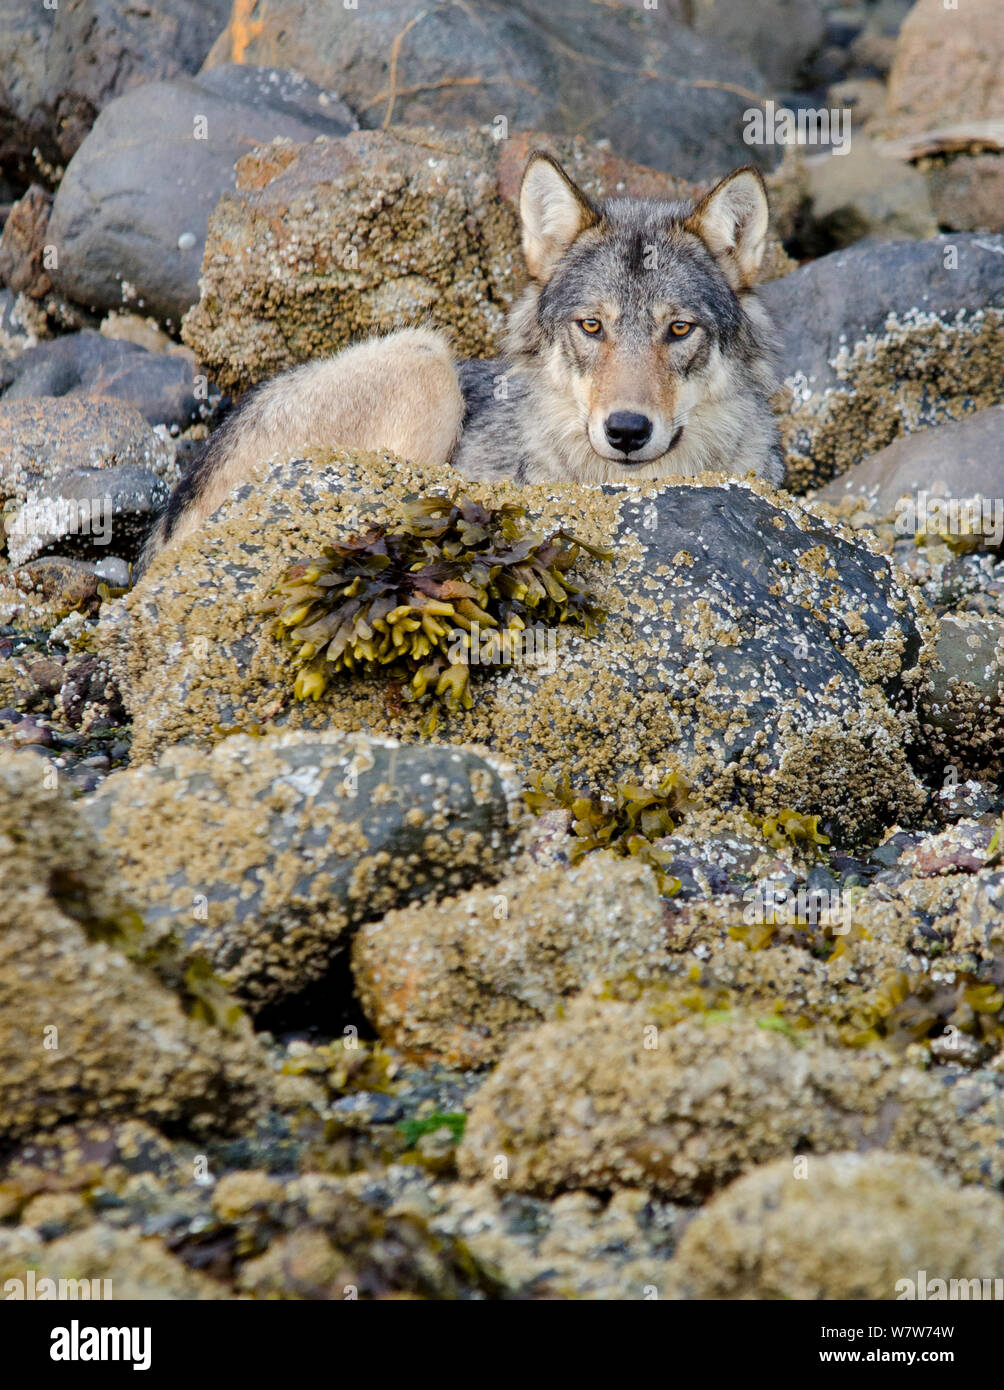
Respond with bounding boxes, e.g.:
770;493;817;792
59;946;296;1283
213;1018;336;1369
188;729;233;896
519;152;600;281
686;166;769;290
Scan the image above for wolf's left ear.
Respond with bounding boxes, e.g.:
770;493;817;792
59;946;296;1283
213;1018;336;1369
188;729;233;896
519;152;600;281
686;166;769;290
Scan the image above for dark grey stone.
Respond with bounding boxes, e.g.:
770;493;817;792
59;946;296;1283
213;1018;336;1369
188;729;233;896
47;65;358;325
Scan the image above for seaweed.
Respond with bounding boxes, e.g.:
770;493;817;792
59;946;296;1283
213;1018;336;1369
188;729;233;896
266;495;611;718
525;771;688;897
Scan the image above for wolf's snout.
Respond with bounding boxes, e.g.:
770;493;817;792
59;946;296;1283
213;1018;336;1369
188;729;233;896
604;411;653;455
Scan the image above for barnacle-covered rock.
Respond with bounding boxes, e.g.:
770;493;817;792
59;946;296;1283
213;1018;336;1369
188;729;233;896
667;1152;1004;1300
919;614;1004;779
0;748;272;1144
352;854;668;1069
0;1223;229;1300
456;996;1004;1198
762;234;1004;492
81;729;524;1011
104;448;935;842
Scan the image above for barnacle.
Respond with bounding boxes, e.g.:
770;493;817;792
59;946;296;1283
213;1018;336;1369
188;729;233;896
526;771;688;897
266;495;611;711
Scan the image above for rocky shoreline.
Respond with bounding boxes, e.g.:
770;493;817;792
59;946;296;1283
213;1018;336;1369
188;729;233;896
2;0;1004;1302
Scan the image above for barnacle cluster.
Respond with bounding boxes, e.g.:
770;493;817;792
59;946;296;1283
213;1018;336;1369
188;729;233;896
525;772;689;897
266;495;611;716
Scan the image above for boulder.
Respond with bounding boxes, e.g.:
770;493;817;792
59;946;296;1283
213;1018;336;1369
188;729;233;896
180;127;700;393
0;0;234;171
46;65;357;326
0;398;175;564
1;330;205;430
883;0;1004;140
6;464;170;566
668;1152;1004;1300
926;154;1004;236
920;615;1004;780
813;406;1004;517
352;855;667;1068
0;556;101;627
0;184;54;300
0;747;272;1145
688;0;825;90
456;998;1004;1197
203;0;773;183
762;234;1004;491
100;448;933;841
81;730;524;1011
806;136;937;247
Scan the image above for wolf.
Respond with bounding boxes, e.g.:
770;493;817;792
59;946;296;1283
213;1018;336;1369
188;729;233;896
140;152;784;571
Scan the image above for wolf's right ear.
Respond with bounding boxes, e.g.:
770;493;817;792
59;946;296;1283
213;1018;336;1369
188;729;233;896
519;152;600;281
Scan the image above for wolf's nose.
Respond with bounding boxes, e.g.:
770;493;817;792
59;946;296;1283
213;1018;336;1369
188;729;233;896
605;411;653;454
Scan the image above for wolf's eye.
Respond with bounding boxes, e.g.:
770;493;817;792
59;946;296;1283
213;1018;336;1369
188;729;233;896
668;321;694;338
579;318;603;336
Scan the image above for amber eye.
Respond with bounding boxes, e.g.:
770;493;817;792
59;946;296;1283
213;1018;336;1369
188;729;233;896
669;321;694;338
579;318;603;336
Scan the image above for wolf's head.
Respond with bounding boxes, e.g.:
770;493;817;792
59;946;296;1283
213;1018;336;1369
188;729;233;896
506;152;780;483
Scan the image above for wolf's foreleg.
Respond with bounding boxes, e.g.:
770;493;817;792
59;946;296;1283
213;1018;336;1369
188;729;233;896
138;327;464;572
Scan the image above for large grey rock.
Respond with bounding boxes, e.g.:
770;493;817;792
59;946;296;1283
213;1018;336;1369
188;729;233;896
1;330;203;429
814;406;1004;516
689;0;825;90
0;746;273;1145
82;730;525;1012
920;615;1004;780
47;65;357;326
99;448;933;843
0;0;234;172
762;234;1004;491
203;0;775;183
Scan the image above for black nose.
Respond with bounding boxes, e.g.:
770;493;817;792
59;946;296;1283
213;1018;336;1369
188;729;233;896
604;411;653;454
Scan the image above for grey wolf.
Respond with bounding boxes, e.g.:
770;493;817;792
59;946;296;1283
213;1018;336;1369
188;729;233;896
140;152;784;571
